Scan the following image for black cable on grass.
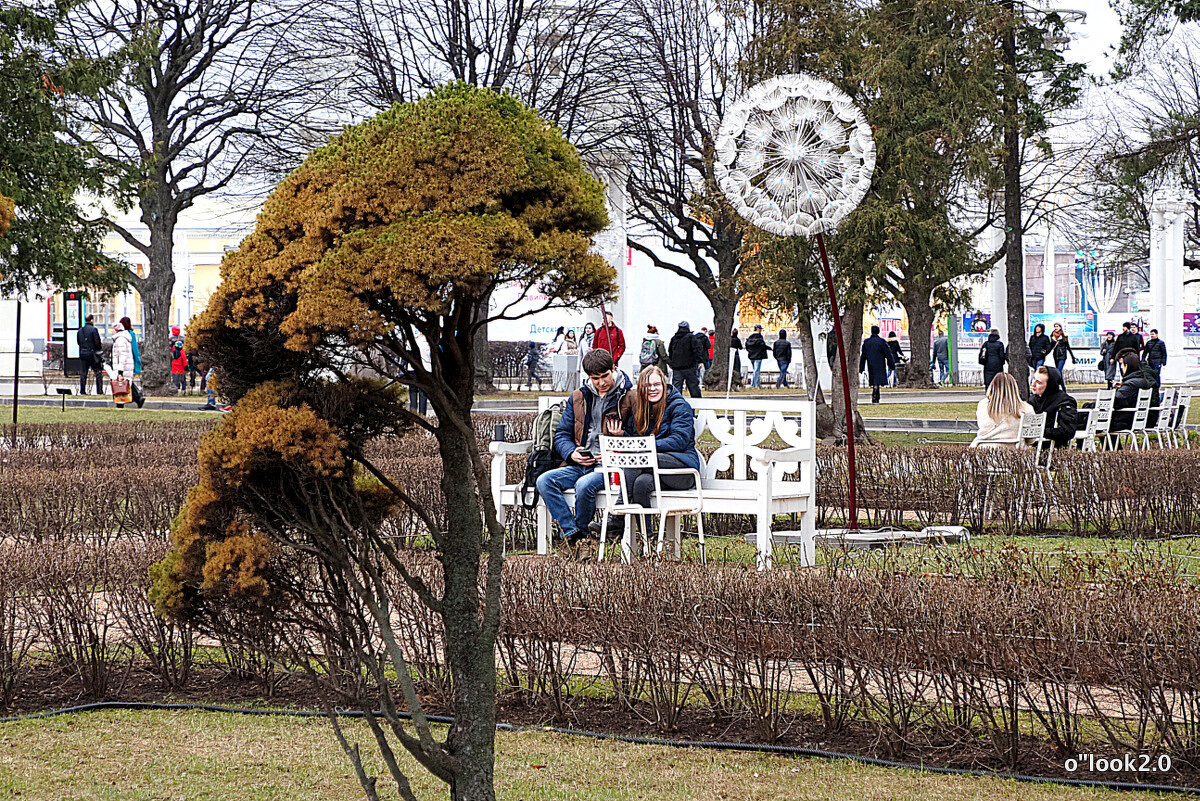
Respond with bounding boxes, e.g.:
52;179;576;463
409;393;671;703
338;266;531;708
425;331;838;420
2;701;1197;795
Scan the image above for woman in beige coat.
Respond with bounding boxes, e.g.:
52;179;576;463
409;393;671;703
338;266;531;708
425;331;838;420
970;372;1033;448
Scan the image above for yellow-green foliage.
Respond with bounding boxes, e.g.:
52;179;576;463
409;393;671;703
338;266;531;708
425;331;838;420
187;84;614;400
153;85;614;621
0;194;13;236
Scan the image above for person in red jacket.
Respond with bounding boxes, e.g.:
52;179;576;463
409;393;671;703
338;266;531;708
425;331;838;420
592;311;626;367
170;325;188;391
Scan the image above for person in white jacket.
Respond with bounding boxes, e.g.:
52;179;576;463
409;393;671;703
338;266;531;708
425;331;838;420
109;323;144;408
969;372;1032;448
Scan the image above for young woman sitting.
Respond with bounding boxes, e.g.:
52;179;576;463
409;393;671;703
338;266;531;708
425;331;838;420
970;372;1033;448
618;366;703;508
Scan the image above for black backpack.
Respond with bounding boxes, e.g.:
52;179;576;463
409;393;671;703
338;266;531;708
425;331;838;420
520;400;566;508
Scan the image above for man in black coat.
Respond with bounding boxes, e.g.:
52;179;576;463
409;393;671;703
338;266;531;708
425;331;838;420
1142;328;1167;379
1113;322;1140;362
1030;365;1078;447
859;325;894;403
772;329;793;388
668;321;705;398
744;324;768;388
978;329;1006;388
75;313;104;395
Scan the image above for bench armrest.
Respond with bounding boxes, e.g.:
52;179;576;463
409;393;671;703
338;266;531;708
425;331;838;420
746;446;811;464
489;439;534;455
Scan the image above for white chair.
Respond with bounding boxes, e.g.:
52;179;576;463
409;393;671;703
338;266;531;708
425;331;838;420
1076;389;1116;452
596;435;705;564
1171;387;1193;448
1112;388;1152;451
1148;387;1176;448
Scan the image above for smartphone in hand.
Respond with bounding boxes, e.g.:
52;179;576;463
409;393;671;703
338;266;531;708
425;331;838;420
578;449;596;460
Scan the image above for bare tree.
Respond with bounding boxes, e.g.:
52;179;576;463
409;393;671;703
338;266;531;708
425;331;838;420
621;0;764;389
60;0;313;392
1069;37;1200;289
285;0;631;390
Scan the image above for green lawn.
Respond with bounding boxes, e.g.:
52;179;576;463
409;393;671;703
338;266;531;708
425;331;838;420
0;709;1187;800
0;403;219;424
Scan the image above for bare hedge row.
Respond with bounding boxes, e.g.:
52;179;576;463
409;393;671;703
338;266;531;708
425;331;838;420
2;542;1198;778
7;419;1200;544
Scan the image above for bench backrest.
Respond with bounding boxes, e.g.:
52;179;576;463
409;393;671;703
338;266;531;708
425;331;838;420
536;394;816;484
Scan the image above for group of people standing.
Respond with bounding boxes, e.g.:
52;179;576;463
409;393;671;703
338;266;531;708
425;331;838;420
525;312;626;392
973;320;1167;395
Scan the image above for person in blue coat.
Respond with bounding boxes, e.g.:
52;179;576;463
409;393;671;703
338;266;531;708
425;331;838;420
619;366;702;509
859;325;895;404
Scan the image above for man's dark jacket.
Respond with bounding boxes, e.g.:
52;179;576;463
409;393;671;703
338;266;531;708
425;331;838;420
745;332;768;360
859;334;894;386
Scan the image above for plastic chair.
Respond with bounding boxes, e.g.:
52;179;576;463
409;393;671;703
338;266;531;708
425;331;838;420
596;435;705;564
1171;387;1193;448
1076;389;1115;452
1112;388;1152;451
1147;386;1176;448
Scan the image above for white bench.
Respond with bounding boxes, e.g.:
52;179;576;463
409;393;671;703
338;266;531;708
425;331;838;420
489;397;818;569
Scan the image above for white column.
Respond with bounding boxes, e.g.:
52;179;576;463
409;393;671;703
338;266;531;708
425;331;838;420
988;224;1007;338
1043;218;1056;316
1149;183;1190;384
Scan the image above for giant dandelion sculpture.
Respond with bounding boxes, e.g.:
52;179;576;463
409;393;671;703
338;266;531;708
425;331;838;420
715;73;875;530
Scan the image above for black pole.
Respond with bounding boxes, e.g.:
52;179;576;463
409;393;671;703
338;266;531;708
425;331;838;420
815;233;858;530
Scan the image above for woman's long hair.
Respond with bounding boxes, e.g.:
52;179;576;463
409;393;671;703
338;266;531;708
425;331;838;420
632;366;669;435
986;372;1023;424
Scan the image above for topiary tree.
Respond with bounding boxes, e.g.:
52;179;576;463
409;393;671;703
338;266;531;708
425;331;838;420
150;84;614;801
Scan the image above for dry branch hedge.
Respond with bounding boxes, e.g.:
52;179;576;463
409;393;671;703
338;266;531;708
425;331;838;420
2;541;1198;779
7;419;1200;545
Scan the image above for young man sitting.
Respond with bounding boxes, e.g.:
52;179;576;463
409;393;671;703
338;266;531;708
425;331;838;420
535;348;633;546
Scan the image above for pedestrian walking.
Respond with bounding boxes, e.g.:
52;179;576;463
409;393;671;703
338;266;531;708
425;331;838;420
860;325;894;403
76;313;104;395
667;321;705;398
1027;323;1051;369
593;311;626;368
772;329;793;388
1049;322;1076;375
745;324;768;388
978;328;1006;389
886;331;905;386
931;329;950;384
1098;331;1117;388
1143;328;1167;379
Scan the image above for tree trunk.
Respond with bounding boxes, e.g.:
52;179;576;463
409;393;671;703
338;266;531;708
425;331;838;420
140;209;177;394
794;313;824;404
705;295;737;390
433;346;498;801
822;301;870;442
902;294;936;387
474;298;498;394
1001;3;1030;400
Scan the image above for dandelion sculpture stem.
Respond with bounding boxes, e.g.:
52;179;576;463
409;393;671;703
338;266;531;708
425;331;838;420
816;233;857;529
714;73;875;532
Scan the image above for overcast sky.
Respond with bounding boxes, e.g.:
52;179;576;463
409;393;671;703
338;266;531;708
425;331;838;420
1059;0;1123;76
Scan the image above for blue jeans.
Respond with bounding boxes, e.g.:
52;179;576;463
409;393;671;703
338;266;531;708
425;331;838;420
1055;357;1066;373
751;359;763;387
535;463;606;539
776;361;790;387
